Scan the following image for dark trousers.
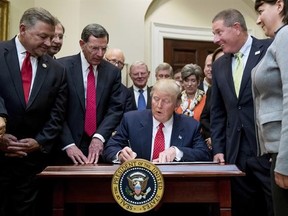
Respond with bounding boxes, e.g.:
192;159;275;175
231;153;274;216
271;153;288;216
0;154;47;216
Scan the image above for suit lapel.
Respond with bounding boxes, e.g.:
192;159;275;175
139;111;153;159
239;38;263;98
71;55;85;111
4;40;27;108
96;62;107;107
128;86;137;109
170;114;185;147
223;54;236;95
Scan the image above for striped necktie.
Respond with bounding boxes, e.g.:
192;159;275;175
233;52;244;97
152;123;165;160
21;51;32;104
84;65;97;136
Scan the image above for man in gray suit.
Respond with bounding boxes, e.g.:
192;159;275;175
210;9;273;216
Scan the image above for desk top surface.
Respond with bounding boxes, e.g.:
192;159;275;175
38;163;244;178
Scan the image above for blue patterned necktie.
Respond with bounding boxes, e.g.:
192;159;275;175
138;89;146;110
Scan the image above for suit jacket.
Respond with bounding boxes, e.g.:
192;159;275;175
121;84;133;113
252;26;288;175
57;54;123;149
210;36;272;164
128;86;152;110
200;86;211;139
0;38;68;168
103;110;211;163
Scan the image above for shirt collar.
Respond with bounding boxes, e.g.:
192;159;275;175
152;115;173;129
237;35;252;57
133;85;148;92
15;34;27;55
80;51;97;72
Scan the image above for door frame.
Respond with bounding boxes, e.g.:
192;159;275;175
151;22;214;84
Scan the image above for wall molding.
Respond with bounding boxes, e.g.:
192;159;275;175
151;22;214;83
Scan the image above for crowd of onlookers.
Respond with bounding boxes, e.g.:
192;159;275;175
1;1;288;216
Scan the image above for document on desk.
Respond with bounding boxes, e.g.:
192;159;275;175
153;161;219;165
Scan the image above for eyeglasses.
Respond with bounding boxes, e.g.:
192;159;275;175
106;58;125;68
85;44;108;54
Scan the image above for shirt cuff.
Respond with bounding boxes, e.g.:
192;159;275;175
172;146;183;161
93;133;105;143
112;150;122;163
62;143;75;151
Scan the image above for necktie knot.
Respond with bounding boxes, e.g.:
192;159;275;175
89;64;93;72
158;123;164;130
25;51;31;58
234;52;243;59
138;89;144;94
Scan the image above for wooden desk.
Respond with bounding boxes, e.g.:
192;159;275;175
38;163;244;216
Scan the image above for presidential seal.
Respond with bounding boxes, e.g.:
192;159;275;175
111;159;164;213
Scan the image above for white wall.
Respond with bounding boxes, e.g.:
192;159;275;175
7;0;263;86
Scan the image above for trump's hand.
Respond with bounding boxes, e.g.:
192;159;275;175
119;146;137;163
213;153;225;164
153;147;176;163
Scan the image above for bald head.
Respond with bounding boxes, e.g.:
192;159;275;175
104;48;125;70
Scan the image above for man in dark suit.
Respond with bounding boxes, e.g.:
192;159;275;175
103;79;211;164
0;7;67;216
56;23;123;165
128;60;152;110
47;17;65;58
104;48;133;113
210;9;273;216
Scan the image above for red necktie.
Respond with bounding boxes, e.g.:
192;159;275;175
152;123;165;160
21;52;32;104
84;65;97;136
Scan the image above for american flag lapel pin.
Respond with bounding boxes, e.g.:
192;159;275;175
255;50;260;55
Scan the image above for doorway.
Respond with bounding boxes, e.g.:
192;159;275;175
164;38;219;72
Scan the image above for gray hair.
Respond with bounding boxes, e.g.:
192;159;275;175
155;62;173;76
20;7;56;28
212;8;247;31
181;63;202;81
129;60;149;73
81;23;109;43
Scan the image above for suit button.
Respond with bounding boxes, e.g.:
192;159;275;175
238;106;242;109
